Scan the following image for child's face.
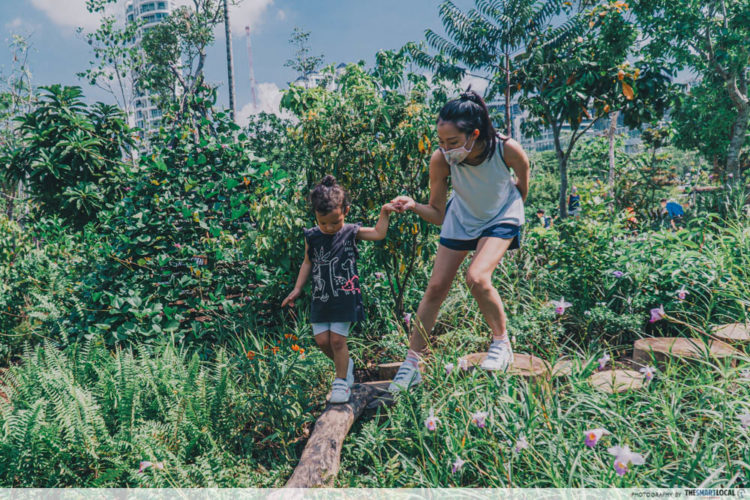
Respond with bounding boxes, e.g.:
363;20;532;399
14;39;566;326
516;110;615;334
316;206;348;235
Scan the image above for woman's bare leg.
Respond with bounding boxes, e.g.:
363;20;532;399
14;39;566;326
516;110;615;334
464;237;513;340
408;244;469;354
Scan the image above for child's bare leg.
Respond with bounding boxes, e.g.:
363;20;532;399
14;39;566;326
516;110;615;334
314;331;334;360
329;333;349;380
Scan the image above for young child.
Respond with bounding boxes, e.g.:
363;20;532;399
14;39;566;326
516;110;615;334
282;175;398;403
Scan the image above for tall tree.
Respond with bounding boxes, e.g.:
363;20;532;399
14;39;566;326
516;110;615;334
284;27;325;81
0;35;36;221
633;0;749;183
78;2;143;118
513;1;670;217
408;0;559;137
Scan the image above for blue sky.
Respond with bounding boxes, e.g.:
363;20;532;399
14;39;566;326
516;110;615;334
1;0;472;120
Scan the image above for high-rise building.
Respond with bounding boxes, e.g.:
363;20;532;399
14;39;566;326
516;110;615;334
125;0;175;132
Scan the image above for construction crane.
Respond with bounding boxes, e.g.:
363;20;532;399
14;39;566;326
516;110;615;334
245;25;258;110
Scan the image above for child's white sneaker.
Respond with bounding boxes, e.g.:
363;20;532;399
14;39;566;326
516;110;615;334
481;340;514;371
387;360;422;394
346;357;355;387
329;378;351;404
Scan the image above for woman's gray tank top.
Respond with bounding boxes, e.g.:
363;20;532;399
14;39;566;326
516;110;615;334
440;137;525;240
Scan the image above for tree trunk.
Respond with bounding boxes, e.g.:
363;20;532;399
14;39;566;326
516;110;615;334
223;0;236;122
505;51;511;138
552;123;568;219
726;101;748;183
608;111;618;190
557;148;568;219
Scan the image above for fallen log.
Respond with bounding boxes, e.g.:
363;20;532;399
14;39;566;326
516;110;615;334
285;381;388;488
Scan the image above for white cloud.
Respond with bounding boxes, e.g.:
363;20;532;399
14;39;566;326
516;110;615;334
5;18;24;29
28;0;104;32
237;81;294;125
276;9;286;21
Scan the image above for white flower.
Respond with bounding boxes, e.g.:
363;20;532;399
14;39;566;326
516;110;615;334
739;412;750;429
458;357;469;371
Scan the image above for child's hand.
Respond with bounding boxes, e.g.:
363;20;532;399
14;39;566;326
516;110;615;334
390;195;415;213
381;202;399;214
282;288;302;308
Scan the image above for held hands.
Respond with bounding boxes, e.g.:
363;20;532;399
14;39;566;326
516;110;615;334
381;202;400;215
389;195;416;213
281;288;302;308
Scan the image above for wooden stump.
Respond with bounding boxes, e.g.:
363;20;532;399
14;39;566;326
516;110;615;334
377;361;425;380
551;358;574;378
285;382;385;488
459;352;551;383
711;323;750;345
589;369;644;394
633;337;741;369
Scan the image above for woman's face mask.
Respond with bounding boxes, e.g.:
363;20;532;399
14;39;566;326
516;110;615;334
440;134;476;167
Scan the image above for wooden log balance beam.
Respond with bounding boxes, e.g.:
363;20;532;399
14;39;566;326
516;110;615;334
284;381;389;488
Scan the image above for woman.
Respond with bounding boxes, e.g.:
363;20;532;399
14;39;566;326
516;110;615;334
388;89;530;393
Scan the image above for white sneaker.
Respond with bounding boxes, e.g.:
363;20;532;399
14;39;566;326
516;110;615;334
329;378;351;404
346;357;355;388
387;360;422;394
481;341;514;371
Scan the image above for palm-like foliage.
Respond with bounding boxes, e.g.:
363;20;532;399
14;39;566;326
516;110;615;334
408;0;562;131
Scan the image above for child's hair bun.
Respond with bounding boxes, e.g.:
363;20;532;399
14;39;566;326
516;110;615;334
321;175;337;187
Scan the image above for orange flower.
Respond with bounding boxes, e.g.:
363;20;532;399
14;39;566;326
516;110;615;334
246;350;255;361
271;346;279;355
292;334;298;341
300;348;305;354
243;176;250;186
291;344;300;352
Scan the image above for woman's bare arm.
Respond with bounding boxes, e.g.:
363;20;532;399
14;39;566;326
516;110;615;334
503;138;530;202
392;150;450;225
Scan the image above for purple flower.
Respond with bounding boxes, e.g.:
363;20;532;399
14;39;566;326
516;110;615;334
597;353;610;371
471;411;488;428
452;456;465;473
649;306;666;323
404;313;412;329
374;272;385;280
138;461;164;473
739;412;750;429
424;408;439;431
639;365;656;381
175;243;182;249
458;357;469;371
612;270;624;278
444;362;454;376
584;428;610;448
676;286;688;301
549;297;572;315
514;435;529;452
607;446;645;476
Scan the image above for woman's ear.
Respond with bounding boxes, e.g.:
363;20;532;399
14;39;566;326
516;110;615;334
344;205;351;216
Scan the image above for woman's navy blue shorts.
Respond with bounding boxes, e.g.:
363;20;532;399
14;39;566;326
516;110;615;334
439;223;521;252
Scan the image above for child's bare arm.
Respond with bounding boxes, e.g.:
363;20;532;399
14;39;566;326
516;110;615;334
357;204;397;241
282;240;312;308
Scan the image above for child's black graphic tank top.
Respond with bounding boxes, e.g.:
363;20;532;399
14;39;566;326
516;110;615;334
303;223;365;323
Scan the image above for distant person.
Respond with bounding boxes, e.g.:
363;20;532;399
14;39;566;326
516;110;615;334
661;198;684;230
536;209;552;228
568;185;581;216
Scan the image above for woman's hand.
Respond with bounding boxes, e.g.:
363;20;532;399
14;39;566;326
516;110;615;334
282;288;302;308
390;195;416;213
